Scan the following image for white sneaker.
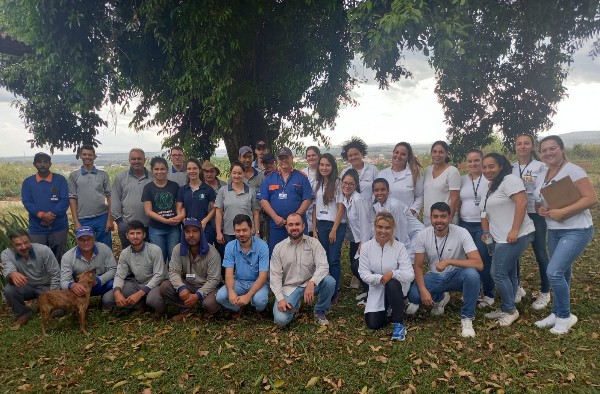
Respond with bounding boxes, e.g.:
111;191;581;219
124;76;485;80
531;292;551;310
431;292;450;316
515;287;526;303
477;296;495;309
549;314;578;335
497;310;520;326
484;309;504;319
355;292;367;301
350;276;361;289
461;318;476;338
405;303;420;315
534;313;557;328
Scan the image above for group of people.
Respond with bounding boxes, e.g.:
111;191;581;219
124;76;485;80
1;134;595;341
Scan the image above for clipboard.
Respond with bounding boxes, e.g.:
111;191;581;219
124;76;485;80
540;175;581;210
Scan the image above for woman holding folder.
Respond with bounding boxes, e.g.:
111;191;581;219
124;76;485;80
533;135;597;335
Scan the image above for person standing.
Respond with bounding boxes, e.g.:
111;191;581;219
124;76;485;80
202;161;226;192
215;162;261;245
176;158;217;244
258;147;313;255
359;211;414;341
239;146;265;193
68;145;113;248
379;142;424;216
253;140;269;172
340;137;379;201
21;152;70;261
480;153;534;327
142;157;183;262
112;148;153;249
302;146;320;235
422;141;461;226
512;134;550;308
458;149;494;308
167;146;187;187
533;135;597;334
312;153;346;302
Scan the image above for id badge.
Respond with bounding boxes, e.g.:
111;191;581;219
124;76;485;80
186;273;196;280
480;211;487;219
50;194;59;202
319;209;328;215
278;192;288;200
474;197;481;206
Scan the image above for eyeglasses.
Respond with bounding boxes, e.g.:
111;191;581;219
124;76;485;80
256;146;266;151
171;154;184;158
342;182;356;187
203;169;216;172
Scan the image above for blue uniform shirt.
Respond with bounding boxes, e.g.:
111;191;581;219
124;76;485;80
257;169;313;225
223;236;270;281
176;182;216;221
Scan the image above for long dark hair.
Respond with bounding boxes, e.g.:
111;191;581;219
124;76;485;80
431;140;451;163
341;168;361;194
484;153;513;193
515;133;541;161
395;142;422;186
186;158;204;182
539;135;567;160
315;153;339;205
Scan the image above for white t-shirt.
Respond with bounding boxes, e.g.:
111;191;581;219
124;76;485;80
314;179;345;223
511;160;546;213
481;174;535;243
413;224;477;274
378;166;424;214
534;162;594;230
371;197;424;257
459;174;490;222
423;165;461;225
341;163;379;201
342;191;371;244
302;166;318;233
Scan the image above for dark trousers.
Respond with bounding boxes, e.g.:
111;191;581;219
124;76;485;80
350;241;368;292
4;283;49;317
159;280;220;315
364;279;405;330
30;228;69;262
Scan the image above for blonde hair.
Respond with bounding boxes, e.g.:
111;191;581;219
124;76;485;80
374;211;396;245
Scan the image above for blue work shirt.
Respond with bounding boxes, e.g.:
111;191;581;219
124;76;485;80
257;169;313;225
176;182;216;221
223;236;270;282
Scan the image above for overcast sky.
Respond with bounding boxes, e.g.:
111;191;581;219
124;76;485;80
1;44;599;158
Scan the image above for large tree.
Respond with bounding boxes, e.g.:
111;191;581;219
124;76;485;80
0;0;353;161
351;0;600;158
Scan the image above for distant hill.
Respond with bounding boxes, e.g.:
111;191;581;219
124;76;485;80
1;131;598;163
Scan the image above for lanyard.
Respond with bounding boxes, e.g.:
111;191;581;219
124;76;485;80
279;171;292;192
517;160;532;178
434;227;450;262
470;174;482;200
483;188;493;212
543;160;566;186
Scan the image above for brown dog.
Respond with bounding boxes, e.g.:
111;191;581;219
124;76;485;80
39;270;97;336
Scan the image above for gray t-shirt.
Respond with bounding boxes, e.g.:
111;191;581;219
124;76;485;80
68;167;111;219
215;183;260;235
413;224;477;274
1;243;60;289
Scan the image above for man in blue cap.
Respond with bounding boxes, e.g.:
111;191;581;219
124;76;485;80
159;217;222;321
258;147;314;255
60;226;117;304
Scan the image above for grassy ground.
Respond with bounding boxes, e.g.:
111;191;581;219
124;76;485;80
0;163;599;393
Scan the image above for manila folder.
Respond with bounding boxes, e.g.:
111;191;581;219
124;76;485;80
540;175;581;210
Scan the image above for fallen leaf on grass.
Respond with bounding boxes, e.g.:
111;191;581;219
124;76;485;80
370;345;382;352
273;380;285;388
84;343;94;350
566;373;575;382
316;326;328;334
224;342;235;349
143;371;165;379
592;332;598;339
221;363;235;370
375;356;388;364
305;377;319;388
16;384;33;392
112;380;128;389
413;358;423;365
198;350;209;357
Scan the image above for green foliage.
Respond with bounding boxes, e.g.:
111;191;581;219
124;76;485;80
350;0;600;160
568;144;600;161
0;163;31;199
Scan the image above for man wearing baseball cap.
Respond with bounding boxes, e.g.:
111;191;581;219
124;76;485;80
159;217;222;321
239;145;265;193
253;140;269;172
258;147;314;256
262;153;277;176
60;226;117;302
21;152;70;261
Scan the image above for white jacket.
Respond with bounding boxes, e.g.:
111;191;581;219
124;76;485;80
359;239;414;313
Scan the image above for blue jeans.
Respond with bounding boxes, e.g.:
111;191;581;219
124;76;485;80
407;268;480;319
491;233;533;313
527;212;550;293
273;275;336;326
547;226;594;318
459;220;494;298
316;220;347;297
91;279;114;297
80;212;112;249
215;280;270;312
149;226;181;262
